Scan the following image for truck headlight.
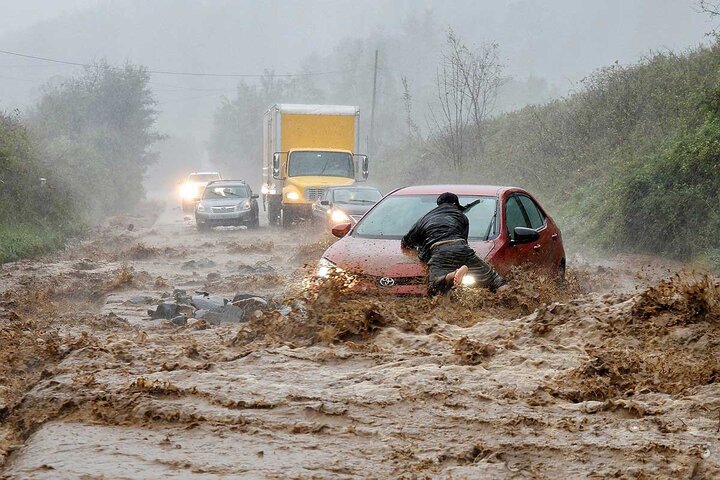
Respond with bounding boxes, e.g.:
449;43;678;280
316;258;341;278
330;209;350;224
286;191;301;201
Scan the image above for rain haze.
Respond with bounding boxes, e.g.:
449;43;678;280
2;1;720;478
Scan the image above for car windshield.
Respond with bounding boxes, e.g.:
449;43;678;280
354;195;497;239
333;188;382;204
189;173;221;183
203;185;249;199
288;151;353;178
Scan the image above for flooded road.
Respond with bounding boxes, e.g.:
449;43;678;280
1;205;719;479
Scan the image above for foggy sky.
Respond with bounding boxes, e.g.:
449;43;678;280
0;0;712;140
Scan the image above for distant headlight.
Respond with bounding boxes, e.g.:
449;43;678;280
286;191;301;201
461;274;476;287
196;203;206;212
180;183;199;200
316;258;341;278
330;209;350;224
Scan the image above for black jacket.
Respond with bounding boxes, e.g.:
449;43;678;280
401;203;469;262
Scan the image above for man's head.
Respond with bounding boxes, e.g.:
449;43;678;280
437;192;460;208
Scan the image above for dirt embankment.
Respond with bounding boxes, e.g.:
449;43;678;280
1;209;719;479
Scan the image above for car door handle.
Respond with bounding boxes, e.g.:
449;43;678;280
533;244;542;250
551;233;558;240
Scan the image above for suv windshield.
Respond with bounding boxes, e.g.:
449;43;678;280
203;185;249;199
189;173;221;183
288;151;353;178
354;195;497;239
333;188;381;204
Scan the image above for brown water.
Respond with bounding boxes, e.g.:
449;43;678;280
1;205;718;479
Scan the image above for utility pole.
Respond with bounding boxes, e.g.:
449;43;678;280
369;49;378;155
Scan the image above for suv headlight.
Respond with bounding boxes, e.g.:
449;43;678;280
196;203;206;212
240;200;251;210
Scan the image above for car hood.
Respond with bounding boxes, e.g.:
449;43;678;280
333;203;376;216
323;235;495;277
199;198;248;207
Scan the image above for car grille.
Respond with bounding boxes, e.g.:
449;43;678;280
305;187;326;201
356;274;425;287
211;206;235;213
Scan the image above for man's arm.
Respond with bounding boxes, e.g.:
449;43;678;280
401;220;422;249
460;213;470;241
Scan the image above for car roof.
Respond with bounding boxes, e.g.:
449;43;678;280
393;184;519;196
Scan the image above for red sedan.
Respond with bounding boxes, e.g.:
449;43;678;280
317;185;566;294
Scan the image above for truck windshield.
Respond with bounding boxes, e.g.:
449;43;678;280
288;151;353;178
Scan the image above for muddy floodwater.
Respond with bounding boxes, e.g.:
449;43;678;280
1;205;719;479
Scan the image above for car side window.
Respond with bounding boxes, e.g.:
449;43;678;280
517;195;545;229
505;196;528;240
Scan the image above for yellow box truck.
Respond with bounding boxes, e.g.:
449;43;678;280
262;104;369;227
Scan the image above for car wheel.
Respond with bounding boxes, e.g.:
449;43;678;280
249;214;260;229
556;259;566;285
196;221;210;232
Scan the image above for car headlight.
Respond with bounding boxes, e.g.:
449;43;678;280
240;200;251;210
286;191;301;201
196;203;206;212
330;209;350;224
316;258;342;278
461;274;476;286
180;183;199;199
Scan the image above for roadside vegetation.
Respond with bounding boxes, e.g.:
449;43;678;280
0;62;160;263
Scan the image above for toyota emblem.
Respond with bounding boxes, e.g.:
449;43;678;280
378;277;395;287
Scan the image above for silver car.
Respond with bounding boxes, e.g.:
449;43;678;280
195;181;260;231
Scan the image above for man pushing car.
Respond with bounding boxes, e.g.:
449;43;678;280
401;192;508;295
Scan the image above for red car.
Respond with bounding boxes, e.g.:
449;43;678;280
317;185;566;294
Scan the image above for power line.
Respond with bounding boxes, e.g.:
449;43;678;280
0;49;352;78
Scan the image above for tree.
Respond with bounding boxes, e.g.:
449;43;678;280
28;61;161;217
427;29;505;172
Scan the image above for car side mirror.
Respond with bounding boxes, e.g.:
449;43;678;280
320;200;330;206
272;152;281;179
251;194;259;199
331;222;352;238
512;227;540;245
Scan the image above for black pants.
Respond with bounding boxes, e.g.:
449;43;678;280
427;243;506;295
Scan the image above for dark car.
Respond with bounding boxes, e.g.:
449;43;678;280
317;184;566;295
194;180;260;231
312;186;382;228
